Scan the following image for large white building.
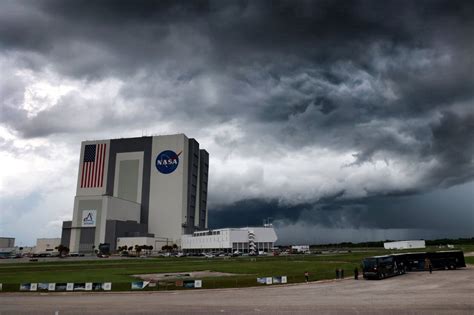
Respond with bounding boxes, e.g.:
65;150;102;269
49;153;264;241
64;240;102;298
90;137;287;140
35;238;61;254
291;245;310;253
384;240;426;250
0;237;14;248
61;134;209;253
181;225;278;254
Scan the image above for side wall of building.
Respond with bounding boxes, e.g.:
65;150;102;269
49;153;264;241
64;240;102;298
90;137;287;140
186;139;200;234
0;238;15;248
35;238;61;253
60;221;71;249
181;228;277;252
105;220;149;250
198;150;209;229
148;134;188;244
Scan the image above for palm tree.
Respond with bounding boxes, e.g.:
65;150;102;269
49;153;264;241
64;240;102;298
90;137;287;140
134;245;142;257
55;245;70;257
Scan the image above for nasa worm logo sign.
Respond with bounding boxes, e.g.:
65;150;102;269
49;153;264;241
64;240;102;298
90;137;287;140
82;210;97;227
156;150;182;174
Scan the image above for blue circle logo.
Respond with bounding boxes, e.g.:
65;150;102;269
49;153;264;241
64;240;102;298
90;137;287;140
156;150;181;174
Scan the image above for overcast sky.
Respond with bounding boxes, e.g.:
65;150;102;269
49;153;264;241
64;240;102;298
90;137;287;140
1;0;473;246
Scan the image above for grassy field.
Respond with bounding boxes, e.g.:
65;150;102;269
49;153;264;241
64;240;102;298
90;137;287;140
1;245;472;292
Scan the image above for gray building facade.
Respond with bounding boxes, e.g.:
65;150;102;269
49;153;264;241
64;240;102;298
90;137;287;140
0;237;15;248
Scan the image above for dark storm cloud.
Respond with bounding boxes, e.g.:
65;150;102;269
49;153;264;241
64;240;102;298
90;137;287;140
1;0;473;240
209;198;312;228
427;111;474;187
2;0;472;76
211;181;474;234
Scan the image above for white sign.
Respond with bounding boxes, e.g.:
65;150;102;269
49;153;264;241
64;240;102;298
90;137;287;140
30;283;37;291
266;277;273;285
85;283;93;291
103;282;112;291
281;276;287;284
66;283;74;291
82;210;97;227
194;280;202;288
48;283;56;291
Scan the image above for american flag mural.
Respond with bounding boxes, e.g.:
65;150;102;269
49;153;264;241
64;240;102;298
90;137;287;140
81;143;107;188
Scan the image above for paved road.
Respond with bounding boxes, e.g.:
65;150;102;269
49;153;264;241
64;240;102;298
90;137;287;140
1;268;473;314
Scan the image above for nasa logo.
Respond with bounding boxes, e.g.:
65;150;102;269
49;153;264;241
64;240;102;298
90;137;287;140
83;213;94;225
156;150;182;174
82;210;96;227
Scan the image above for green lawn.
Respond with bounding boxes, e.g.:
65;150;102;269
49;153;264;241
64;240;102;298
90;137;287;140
0;245;471;292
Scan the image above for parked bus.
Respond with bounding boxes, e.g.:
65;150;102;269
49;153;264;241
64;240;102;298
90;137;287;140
428;250;466;270
362;255;406;280
362;250;465;279
396;250;466;271
398;252;427;271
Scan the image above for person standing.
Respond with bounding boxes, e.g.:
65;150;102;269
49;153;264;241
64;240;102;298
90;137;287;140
304;271;309;282
341;269;344;279
336;268;340;279
354;267;359;280
425;258;432;273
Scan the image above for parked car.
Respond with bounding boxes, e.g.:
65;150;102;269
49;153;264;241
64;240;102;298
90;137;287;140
69;253;84;257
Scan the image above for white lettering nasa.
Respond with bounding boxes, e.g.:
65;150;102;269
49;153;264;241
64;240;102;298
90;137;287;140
156;159;178;166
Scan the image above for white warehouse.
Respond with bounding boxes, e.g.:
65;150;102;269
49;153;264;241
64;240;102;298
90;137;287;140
384;240;426;250
181;225;278;254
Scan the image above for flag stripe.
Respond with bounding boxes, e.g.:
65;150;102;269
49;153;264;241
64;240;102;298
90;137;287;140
97;143;102;186
100;144;104;187
86;162;89;187
97;144;102;187
95;144;100;187
97;144;101;187
101;144;105;186
102;144;106;186
93;147;97;187
88;161;92;187
82;163;86;188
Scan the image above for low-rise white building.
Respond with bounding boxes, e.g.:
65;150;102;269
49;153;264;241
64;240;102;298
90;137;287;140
384;240;426;250
291;245;310;253
35;238;61;254
181;225;278;254
116;237;170;251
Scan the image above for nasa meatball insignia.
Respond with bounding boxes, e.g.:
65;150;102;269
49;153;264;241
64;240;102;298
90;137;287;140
156;150;181;174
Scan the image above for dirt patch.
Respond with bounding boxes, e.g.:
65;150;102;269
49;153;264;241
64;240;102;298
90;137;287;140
133;270;243;281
